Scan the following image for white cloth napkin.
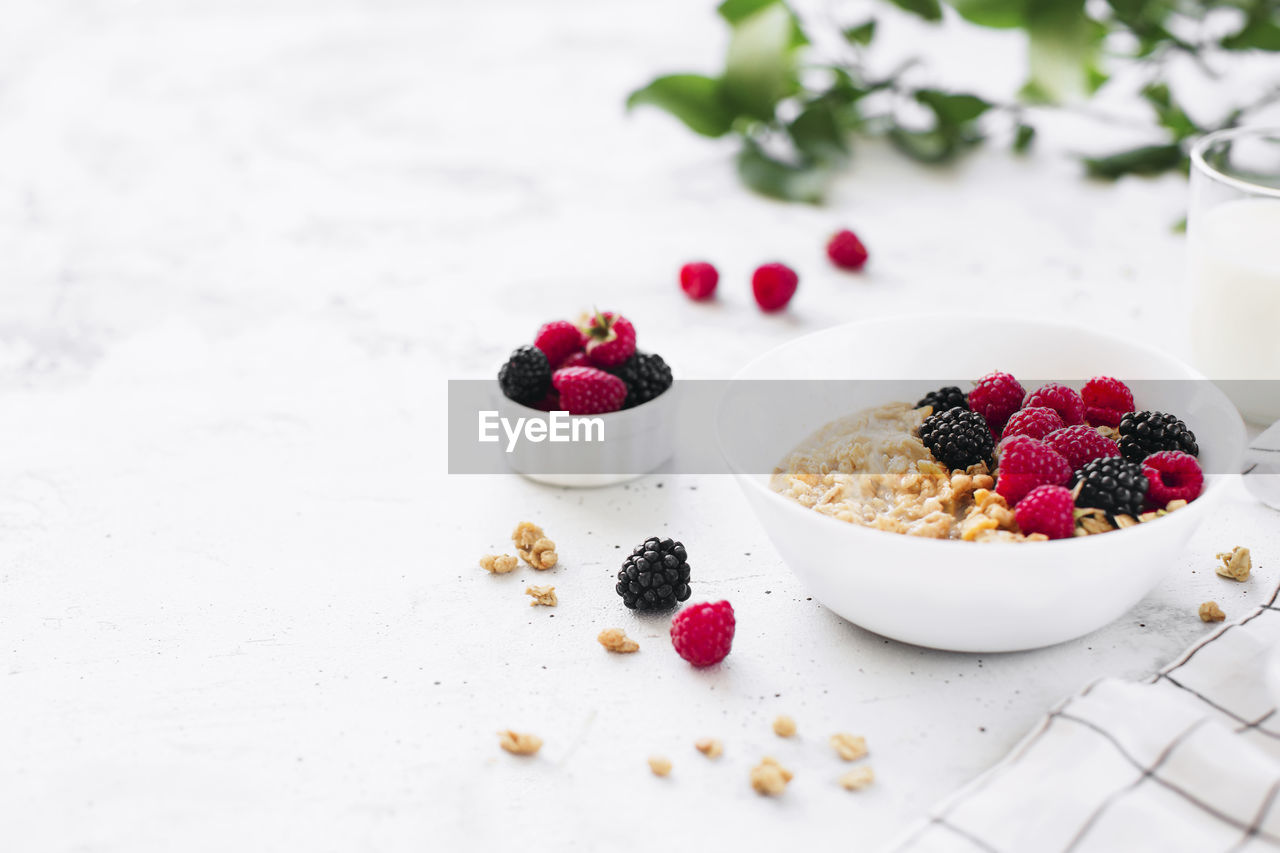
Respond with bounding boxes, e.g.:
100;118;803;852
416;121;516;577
886;581;1280;853
1245;421;1280;509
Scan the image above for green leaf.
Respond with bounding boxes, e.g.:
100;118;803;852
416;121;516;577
1025;0;1102;103
948;0;1026;28
1141;83;1198;140
843;19;877;45
888;128;959;163
1013;123;1036;153
788;101;850;164
915;90;992;124
626;74;737;138
883;0;943;21
736;141;830;202
1222;15;1280;50
717;0;809;47
722;3;801;121
1082;144;1185;180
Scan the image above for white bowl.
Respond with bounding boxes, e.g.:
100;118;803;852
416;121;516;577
717;316;1247;652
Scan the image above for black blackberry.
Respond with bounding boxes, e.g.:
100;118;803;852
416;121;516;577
916;386;968;412
498;345;551;405
917;407;994;471
1071;457;1148;517
608;352;673;409
1117;411;1198;462
616;537;691;611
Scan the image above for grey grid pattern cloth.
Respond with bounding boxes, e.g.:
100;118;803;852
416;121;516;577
889;582;1280;853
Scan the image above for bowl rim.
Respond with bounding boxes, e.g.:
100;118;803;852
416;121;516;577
718;314;1247;551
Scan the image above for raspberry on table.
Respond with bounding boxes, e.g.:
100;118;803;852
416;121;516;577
1023;383;1085;426
916;386;968;412
995;434;1071;506
1118;411;1199;462
680;262;719;301
1014;484;1075;540
1081;376;1134;427
616;537;692;611
1042;425;1121;471
552;366;627;415
918;407;994;471
1071;457;1149;517
969;371;1025;437
582;311;637;368
752;263;799;312
498;345;552;405
533;320;586;368
670;600;735;666
607;352;673;409
557;351;592;370
827;229;869;271
1001;406;1064;442
1142;450;1204;509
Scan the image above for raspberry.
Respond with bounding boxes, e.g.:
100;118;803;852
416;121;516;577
670;600;735;667
557;351;592;370
607;351;673;409
616;537;692;611
969;371;1025;437
1042;425;1120;471
1142;450;1204;508
498;345;552;405
680;262;719;301
1023;383;1085;426
1001;406;1064;442
826;229;868;271
752;263;798;312
916;386;967;412
918;407;994;471
995;434;1071;506
1071;457;1148;517
1014;485;1075;540
552;367;627;415
582;311;637;368
530;391;561;412
1118;411;1199;462
1081;376;1134;428
533;321;586;368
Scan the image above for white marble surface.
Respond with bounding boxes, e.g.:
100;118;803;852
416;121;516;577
0;1;1277;850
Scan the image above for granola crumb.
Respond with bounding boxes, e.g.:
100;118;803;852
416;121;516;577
597;628;639;653
512;521;558;570
1199;601;1226;623
525;585;557;607
772;715;797;737
648;756;672;777
479;554;519;574
694;738;723;759
750;757;793;796
498;730;543;756
830;733;868;761
1166;499;1188;511
1216;546;1252;582
839;766;876;791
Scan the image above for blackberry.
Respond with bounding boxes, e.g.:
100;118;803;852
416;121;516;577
1071;457;1148;517
1117;411;1198;462
917;407;994;471
616;537;691;611
498;345;551;405
916;386;968;412
608;352;673;409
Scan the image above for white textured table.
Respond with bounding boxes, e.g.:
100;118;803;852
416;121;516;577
0;2;1276;850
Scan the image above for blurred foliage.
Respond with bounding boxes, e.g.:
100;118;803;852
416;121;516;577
627;0;1280;202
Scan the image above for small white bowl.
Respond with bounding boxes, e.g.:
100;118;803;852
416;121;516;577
718;315;1247;652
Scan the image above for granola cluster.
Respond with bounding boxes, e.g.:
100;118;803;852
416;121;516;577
498;730;543;756
772;715;797;738
1216;546;1252;581
830;733;868;761
479;554;519;574
749;757;793;796
525;585;557;607
513;521;558;569
1199;601;1226;623
694;738;723;759
597;628;639;653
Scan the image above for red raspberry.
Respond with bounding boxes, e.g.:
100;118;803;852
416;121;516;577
552;367;627;415
531;391;561;412
670;600;735;667
751;263;798;313
1001;406;1064;442
680;262;719;301
1014;485;1075;540
1142;450;1204;509
996;434;1071;506
582;311;637;368
533;320;586;367
556;351;592;370
1023;383;1085;426
969;371;1025;437
1042;425;1120;470
1082;376;1135;428
826;229;868;271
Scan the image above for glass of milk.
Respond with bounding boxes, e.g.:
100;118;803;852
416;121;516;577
1188;127;1280;425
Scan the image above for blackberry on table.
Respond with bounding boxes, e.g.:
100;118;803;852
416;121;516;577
608;352;673;409
1071;457;1149;517
498;345;551;405
918;407;994;471
916;386;968;412
1117;411;1199;462
616;537;691;611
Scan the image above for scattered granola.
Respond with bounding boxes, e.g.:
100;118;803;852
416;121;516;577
830;733;868;762
512;521;558;570
525;585;557;607
1199;601;1226;623
597;628;639;653
839;766;876;791
479;554;519;574
750;757;793;796
498;730;543;756
772;715;797;738
1216;547;1252;582
694;738;724;759
648;756;672;777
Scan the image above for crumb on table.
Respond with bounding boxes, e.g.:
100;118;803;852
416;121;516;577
772;715;797;738
1199;601;1226;623
512;521;558;570
479;554;519;574
839;766;875;791
498;730;542;756
830;733;868;761
694;738;723;759
1216;546;1252;582
525;585;557;607
648;756;672;777
750;757;793;796
597;628;639;653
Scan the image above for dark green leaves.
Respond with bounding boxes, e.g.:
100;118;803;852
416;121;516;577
915;90;992;124
842;20;877;45
1013;123;1036;153
890;90;991;163
949;0;1026;28
736;141;830;203
1083;144;1185;180
1141;83;1198;140
721;2;803;121
1222;13;1280;51
626;75;736;138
